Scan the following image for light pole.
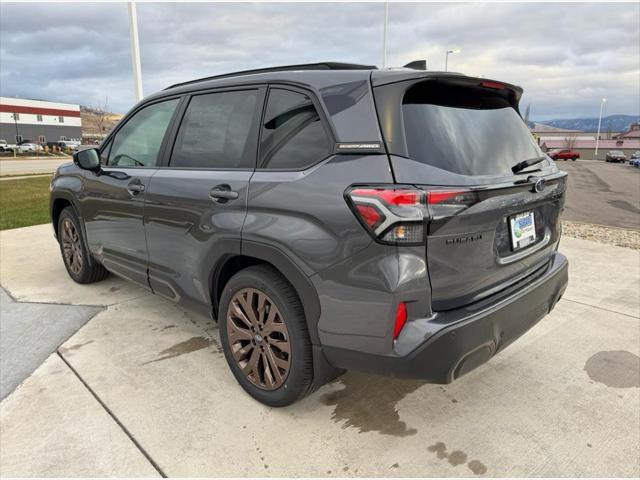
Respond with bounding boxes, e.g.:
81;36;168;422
595;98;607;158
128;2;144;102
381;2;389;68
445;49;460;72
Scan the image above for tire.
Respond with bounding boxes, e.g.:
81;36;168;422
572;157;577;161
218;265;313;407
57;207;109;284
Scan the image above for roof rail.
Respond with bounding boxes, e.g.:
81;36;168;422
164;62;378;90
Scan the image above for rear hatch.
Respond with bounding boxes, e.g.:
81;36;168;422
372;73;567;311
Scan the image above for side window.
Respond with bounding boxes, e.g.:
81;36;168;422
259;88;331;170
170;90;258;169
108;99;179;167
100;140;112;165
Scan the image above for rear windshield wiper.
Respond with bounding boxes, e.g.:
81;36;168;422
511;156;546;174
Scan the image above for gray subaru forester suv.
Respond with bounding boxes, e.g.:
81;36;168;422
50;62;568;406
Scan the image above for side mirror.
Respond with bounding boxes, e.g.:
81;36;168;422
73;148;100;171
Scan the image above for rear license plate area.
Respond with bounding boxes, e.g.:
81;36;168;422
509;211;536;251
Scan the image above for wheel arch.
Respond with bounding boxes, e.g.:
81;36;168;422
50;192;94;266
211;242;321;346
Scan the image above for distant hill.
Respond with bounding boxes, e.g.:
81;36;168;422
539;115;639;132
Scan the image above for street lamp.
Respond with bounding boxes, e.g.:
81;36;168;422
595;98;607;158
445;49;460;72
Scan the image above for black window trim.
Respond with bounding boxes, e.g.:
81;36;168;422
256;83;336;172
160;85;267;171
99;94;186;170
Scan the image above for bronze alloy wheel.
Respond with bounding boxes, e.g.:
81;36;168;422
226;288;291;390
61;217;83;275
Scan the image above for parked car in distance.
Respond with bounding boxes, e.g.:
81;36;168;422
17;142;43;153
605;150;627;163
0;139;18;152
547;149;580;161
58;140;80;151
629;151;640;167
50;62;569;406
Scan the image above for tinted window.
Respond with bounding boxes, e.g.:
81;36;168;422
402;82;544;177
260;89;331;170
108;99;179;167
171;90;258;169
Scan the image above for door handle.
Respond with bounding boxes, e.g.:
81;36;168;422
127;181;145;195
210;185;239;202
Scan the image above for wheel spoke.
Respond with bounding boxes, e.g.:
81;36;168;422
228;320;252;342
268;339;290;355
261;351;276;388
264;345;284;382
239;291;259;326
231;301;252;329
242;347;260;376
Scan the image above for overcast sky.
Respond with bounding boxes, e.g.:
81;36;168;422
1;2;638;120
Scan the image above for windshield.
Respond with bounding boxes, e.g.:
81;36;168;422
402;86;544;177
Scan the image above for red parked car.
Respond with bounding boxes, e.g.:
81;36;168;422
548;149;580;161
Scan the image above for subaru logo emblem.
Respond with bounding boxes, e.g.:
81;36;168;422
529;177;546;193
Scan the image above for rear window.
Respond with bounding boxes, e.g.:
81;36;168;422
402;82;543;176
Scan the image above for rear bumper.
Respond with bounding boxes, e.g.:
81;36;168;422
323;252;568;382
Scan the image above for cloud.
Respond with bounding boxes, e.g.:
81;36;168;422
1;1;638;120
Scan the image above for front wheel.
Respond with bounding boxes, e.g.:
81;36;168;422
218;265;314;406
58;207;109;284
572;157;577;161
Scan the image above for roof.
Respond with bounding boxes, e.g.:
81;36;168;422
156;62;518;98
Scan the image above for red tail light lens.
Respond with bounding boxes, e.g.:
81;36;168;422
346;186;426;245
355;204;384;230
427;190;470;204
393;302;407;340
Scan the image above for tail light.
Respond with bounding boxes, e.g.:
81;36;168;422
346;186;426;245
426;188;479;220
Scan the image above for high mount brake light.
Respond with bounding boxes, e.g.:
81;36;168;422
480;81;506;90
346;187;425;245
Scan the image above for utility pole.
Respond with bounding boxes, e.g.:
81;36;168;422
595;98;606;158
128;2;144;102
381;2;389;68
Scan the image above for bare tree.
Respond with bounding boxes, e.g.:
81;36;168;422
605;119;612;140
94;97;109;135
563;134;577;150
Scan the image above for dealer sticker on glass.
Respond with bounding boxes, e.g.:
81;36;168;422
509;211;536;251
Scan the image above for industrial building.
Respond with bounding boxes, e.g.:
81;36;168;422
0;97;82;144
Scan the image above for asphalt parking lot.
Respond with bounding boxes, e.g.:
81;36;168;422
0;224;638;477
559;160;640;230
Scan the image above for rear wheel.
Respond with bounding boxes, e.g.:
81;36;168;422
58;207;109;284
218;265;313;406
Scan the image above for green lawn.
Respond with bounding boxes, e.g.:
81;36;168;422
0;176;52;230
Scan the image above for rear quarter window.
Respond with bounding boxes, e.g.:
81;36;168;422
259;88;332;170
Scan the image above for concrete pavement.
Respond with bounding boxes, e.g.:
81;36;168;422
0;288;101;399
0;157;71;176
0;224;639;477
